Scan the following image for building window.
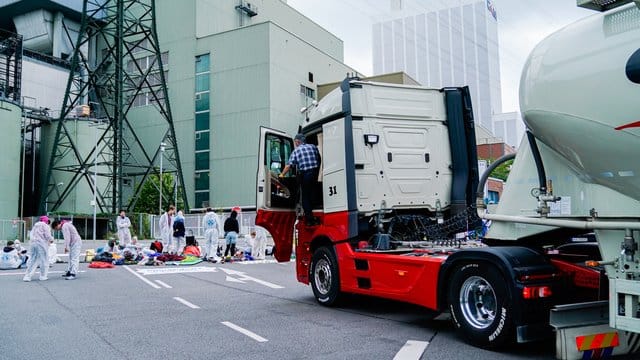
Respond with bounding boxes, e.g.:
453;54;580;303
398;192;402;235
195;73;210;92
195;92;210;112
308;72;314;83
130;52;170;108
195;151;209;171
300;84;315;99
195;112;209;131
195;171;209;191
487;190;499;204
195;131;210;151
195;53;211;205
195;191;210;208
195;54;210;74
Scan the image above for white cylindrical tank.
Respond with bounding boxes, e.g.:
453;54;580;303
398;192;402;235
40;118;110;214
0;100;22;219
520;3;640;202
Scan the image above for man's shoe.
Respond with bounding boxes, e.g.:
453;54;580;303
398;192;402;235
23;276;31;282
61;271;70;277
65;274;76;280
39;276;48;281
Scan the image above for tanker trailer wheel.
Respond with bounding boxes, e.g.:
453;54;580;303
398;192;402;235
447;262;515;348
310;246;341;306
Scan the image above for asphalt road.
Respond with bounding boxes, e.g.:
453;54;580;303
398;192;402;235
0;255;635;360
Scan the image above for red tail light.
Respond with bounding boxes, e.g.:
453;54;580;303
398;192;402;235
522;286;553;299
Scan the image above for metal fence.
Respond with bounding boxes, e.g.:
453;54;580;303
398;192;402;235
0;219;26;245
150;211;260;240
6;211;268;246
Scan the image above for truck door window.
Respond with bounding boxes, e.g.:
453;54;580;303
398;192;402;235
266;135;292;174
265;134;296;209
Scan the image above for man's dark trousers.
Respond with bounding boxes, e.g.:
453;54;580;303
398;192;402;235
300;168;319;223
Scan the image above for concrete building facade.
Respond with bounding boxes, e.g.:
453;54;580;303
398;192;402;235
372;0;502;132
0;0;358;216
150;0;357;210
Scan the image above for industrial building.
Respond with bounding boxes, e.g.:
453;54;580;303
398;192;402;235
0;0;359;219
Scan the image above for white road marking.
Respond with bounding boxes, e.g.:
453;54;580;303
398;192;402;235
173;297;200;309
236;259;279;265
225;275;246;283
136;266;217;275
123;265;161;289
155;280;172;288
219;267;284;289
393;340;429;360
0;270;86;276
221;321;268;342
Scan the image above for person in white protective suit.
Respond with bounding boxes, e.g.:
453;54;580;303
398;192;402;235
250;227;267;260
1;241;24;269
158;205;175;252
23;216;54;282
116;210;132;246
201;207;220;261
48;241;59;266
52;219;83;280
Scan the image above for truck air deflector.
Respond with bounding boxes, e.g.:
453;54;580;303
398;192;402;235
340;78;359;238
443;87;477;215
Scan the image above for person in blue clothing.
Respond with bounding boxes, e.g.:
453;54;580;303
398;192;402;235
221;210;239;263
279;133;321;226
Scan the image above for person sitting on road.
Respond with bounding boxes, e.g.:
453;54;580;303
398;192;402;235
100;239;119;254
183;240;201;257
1;240;25;270
150;240;163;254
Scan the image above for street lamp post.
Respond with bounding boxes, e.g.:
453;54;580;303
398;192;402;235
90;119;104;242
86;102;103;242
159;142;166;215
174;173;178;208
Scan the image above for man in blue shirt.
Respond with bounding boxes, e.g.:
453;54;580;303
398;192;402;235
280;133;321;225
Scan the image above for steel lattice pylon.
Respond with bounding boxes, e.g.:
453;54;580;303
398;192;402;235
40;0;188;215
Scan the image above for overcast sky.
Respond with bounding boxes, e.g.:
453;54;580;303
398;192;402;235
286;0;594;112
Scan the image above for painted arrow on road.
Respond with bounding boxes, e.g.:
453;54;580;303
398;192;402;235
219;267;284;289
225;275;246;283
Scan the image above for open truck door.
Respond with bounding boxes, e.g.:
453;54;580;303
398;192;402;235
255;126;297;262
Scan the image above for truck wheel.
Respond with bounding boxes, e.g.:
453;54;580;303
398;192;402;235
310;247;341;306
448;263;514;348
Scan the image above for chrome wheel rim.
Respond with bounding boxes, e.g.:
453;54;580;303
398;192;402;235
459;275;497;329
314;257;332;295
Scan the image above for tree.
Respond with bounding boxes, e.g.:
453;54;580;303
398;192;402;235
132;173;185;214
490;159;513;182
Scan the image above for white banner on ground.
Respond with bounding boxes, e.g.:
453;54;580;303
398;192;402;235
136;266;218;275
